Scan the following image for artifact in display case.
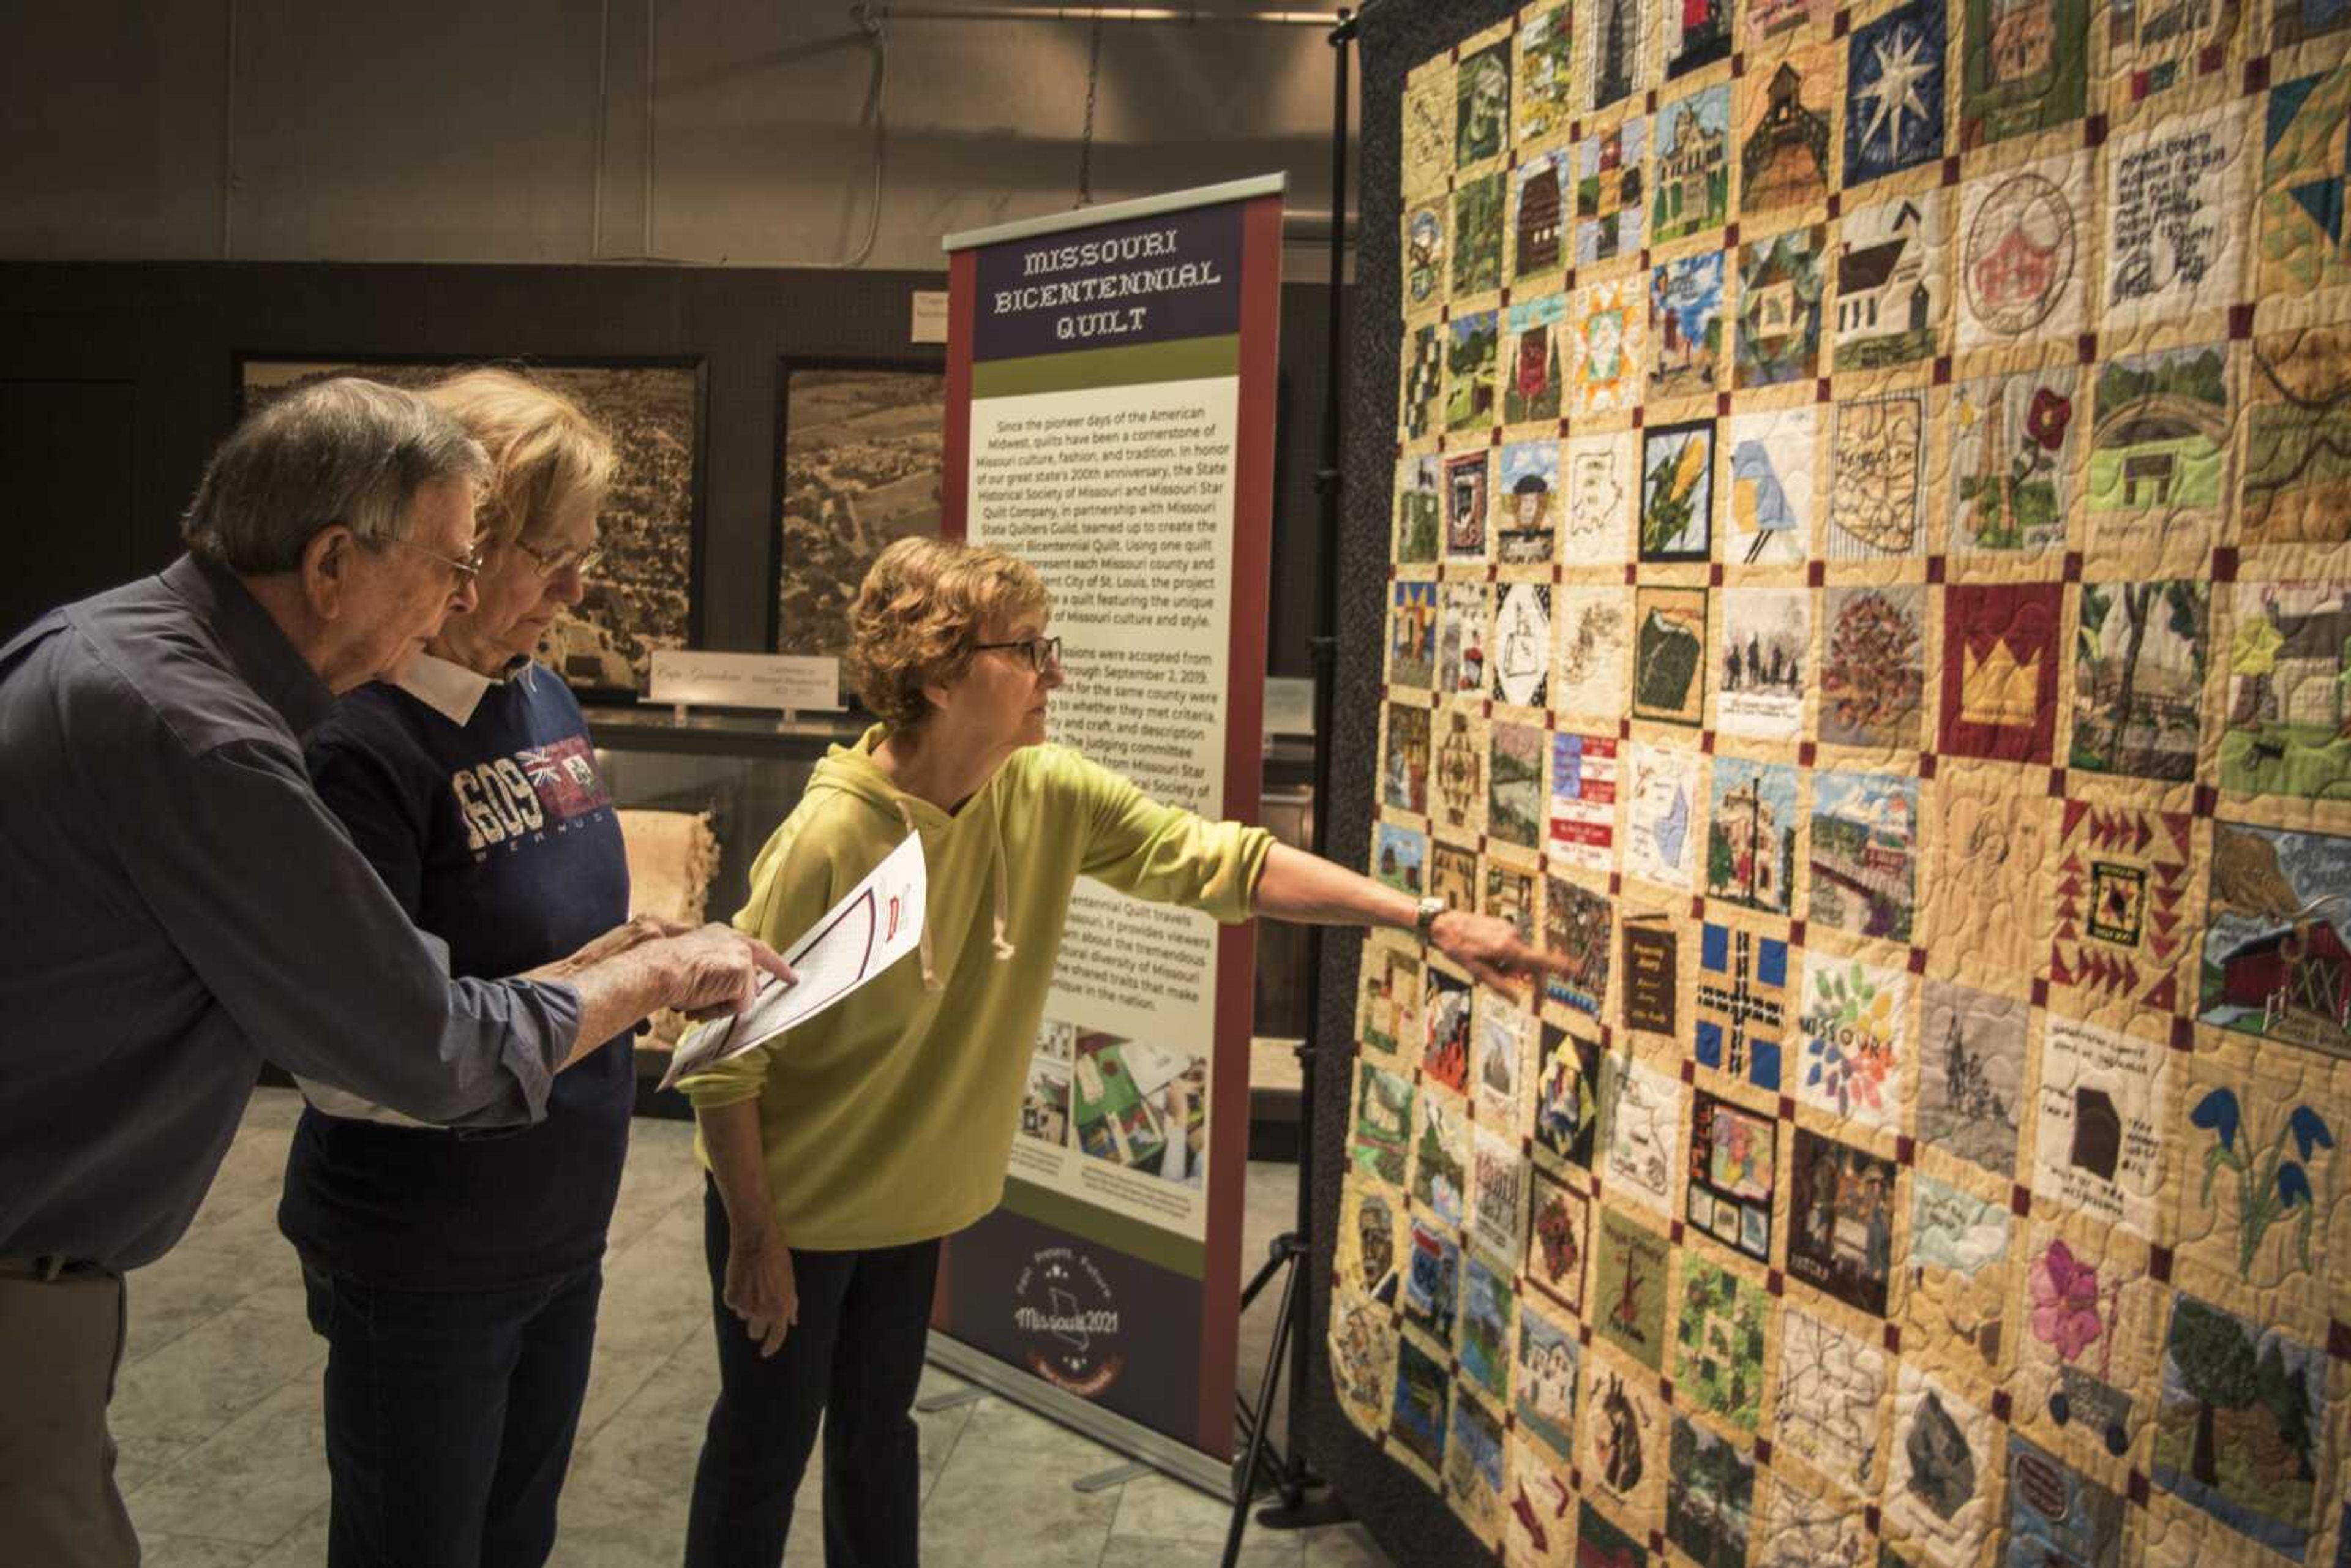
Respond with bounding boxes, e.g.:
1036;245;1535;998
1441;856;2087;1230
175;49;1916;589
617;809;721;1052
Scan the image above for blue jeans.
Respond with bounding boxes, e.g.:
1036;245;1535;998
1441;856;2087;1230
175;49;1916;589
299;1255;602;1568
684;1180;940;1568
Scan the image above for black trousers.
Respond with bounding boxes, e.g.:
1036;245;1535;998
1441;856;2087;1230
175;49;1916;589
684;1180;941;1568
301;1256;602;1568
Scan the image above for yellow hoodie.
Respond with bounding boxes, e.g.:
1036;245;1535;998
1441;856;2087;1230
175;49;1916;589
679;726;1273;1251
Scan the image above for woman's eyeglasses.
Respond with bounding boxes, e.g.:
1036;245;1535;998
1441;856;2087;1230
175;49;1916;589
511;538;605;579
973;636;1062;673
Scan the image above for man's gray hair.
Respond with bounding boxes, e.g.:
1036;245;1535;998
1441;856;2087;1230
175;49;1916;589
181;377;492;574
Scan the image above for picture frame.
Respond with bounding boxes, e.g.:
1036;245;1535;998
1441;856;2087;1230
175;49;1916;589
770;356;948;695
235;352;708;701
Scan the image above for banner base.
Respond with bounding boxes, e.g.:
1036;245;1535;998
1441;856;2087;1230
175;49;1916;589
925;1331;1230;1499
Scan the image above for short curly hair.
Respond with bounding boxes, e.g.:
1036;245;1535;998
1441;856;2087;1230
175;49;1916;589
846;537;1048;728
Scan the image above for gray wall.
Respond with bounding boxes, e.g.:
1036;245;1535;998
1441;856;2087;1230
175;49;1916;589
0;1;1355;280
0;2;1361;669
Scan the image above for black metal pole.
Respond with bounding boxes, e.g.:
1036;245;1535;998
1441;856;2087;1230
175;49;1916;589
1314;10;1352;710
1286;0;1352;1495
1221;17;1357;1564
1259;0;1357;1525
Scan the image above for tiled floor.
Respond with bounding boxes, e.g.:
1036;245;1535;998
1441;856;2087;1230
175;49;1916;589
118;1088;1392;1567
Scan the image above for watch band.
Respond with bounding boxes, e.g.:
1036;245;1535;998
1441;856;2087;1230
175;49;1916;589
1414;895;1447;941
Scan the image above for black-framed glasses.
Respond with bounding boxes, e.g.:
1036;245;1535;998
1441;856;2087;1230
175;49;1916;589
974;635;1062;673
384;536;489;590
511;537;604;579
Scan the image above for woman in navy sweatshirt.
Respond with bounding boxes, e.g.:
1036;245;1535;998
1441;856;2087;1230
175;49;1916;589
280;368;632;1568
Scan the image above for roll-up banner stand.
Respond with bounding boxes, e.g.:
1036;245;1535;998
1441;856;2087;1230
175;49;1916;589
932;173;1286;1493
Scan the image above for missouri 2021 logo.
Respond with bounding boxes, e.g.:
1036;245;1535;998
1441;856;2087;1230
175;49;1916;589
1011;1246;1123;1397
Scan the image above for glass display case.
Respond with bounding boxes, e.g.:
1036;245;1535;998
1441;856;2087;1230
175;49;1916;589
584;707;843;934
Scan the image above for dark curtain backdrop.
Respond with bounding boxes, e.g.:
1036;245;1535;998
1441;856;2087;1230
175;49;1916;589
1306;2;1526;1564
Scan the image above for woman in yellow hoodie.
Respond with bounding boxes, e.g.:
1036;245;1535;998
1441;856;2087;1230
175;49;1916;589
678;537;1559;1567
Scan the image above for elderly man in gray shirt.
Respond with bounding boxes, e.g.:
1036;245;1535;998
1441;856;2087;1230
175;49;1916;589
0;378;793;1566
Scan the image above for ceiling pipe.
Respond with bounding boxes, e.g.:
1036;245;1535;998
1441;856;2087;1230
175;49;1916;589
879;4;1335;23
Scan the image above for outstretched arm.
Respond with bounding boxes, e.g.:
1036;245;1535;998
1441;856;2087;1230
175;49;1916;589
1249;842;1567;1000
1057;749;1567;999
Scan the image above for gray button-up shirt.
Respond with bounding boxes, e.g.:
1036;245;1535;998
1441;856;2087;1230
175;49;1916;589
0;555;585;1270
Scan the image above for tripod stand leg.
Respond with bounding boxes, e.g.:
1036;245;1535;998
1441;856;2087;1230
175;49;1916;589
1219;1239;1300;1568
1237;1240;1289;1313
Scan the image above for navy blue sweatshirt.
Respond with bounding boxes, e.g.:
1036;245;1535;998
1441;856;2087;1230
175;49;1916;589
279;657;634;1290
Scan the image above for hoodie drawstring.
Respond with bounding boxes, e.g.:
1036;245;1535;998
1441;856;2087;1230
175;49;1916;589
989;792;1018;963
891;800;944;991
888;789;1015;987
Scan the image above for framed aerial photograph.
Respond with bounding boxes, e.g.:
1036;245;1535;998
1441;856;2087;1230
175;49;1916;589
236;354;707;699
771;358;947;680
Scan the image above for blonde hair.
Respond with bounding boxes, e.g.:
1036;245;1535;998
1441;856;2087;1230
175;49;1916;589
419;368;616;546
846;537;1048;727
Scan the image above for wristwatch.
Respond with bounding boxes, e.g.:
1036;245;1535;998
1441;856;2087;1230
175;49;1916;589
1413;895;1447;942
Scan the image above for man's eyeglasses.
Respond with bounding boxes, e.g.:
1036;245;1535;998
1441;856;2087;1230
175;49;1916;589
974;636;1062;673
384;537;489;590
512;538;604;579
